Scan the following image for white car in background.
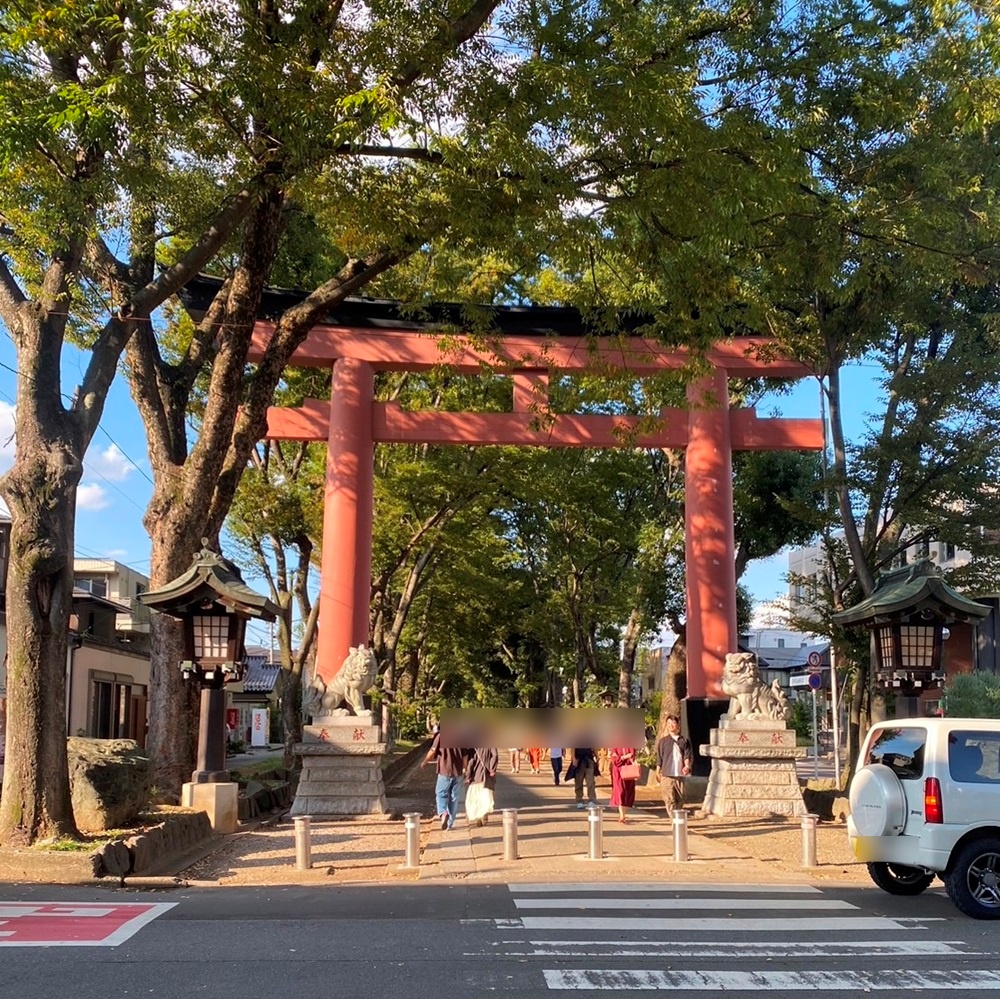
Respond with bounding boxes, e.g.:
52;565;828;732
848;717;1000;919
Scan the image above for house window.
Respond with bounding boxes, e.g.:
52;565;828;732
777;638;785;648
943;542;957;561
77;575;108;597
89;672;132;739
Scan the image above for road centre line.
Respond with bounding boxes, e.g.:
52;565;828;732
513;897;855;911
541;968;1000;991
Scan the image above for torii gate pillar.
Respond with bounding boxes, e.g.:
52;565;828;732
318;357;375;670
685;369;737;699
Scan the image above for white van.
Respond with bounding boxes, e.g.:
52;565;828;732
848;717;1000;919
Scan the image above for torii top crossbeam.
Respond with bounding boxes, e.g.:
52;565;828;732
181;277;823;702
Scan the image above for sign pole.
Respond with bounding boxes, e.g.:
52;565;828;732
811;687;819;779
830;646;841;787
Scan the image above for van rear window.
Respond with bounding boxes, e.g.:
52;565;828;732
866;727;926;779
949;732;1000;784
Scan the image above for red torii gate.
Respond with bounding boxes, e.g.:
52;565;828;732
245;300;823;708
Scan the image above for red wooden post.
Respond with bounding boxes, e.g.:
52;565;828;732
684;369;737;698
316;357;374;682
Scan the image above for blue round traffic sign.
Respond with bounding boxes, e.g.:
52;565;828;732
808;672;823;690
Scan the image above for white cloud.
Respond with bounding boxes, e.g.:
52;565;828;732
77;483;110;511
85;443;136;482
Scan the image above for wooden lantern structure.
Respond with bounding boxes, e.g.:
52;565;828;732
139;547;279;783
833;559;989;696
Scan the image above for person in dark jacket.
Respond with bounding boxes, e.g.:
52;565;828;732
570;746;598;808
655;714;693;813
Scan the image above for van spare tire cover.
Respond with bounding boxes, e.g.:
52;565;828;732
850;764;907;836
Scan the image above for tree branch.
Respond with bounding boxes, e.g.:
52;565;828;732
393;0;501;90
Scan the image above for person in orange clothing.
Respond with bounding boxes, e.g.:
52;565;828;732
527;747;542;773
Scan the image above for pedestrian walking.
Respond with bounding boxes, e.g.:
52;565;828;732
655;714;693;814
549;746;564;785
421;732;471;830
465;746;499;827
527;747;542;773
570;746;598;807
508;747;521;773
609;745;639;823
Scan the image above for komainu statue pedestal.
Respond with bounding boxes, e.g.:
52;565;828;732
290;718;387;817
700;717;806;818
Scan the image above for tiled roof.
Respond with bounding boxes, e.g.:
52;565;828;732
243;661;281;693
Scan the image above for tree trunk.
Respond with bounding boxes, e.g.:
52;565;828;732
281;659;305;771
657;627;687;738
618;608;642;707
0;443;82;843
144;508;206;793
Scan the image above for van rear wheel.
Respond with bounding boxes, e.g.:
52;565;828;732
867;862;935;895
944;838;1000;919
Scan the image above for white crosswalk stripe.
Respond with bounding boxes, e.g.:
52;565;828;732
485;882;991;991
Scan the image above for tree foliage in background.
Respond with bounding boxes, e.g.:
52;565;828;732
758;2;1000;780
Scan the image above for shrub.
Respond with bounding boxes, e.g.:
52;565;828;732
941;672;1000;719
789;698;813;742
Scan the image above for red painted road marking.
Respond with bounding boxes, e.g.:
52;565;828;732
0;902;176;946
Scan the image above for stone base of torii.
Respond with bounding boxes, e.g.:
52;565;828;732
291;719;388;817
699;717;807;819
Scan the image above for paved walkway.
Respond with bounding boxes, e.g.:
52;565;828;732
175;756;864;887
413;766;838;885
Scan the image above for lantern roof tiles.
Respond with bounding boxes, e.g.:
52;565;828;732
138;547;279;622
832;558;990;628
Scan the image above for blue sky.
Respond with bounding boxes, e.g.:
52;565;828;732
0;327;881;646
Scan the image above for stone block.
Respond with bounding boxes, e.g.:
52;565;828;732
733;799;804;817
123;835;151;874
67;737;152;832
290;795;387;816
182;781;239;834
298;780;378;797
719;717;790;731
302;724;382;745
301;757;379;776
724;770;798;786
295;742;387;758
711;728;798;748
98;840;131;878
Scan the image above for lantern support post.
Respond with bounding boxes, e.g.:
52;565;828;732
138;547;279;831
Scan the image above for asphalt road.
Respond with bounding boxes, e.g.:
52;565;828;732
1;878;998;997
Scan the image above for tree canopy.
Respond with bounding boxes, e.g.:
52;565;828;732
4;0;1000;840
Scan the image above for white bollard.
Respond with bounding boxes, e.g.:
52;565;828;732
293;815;313;870
503;808;519;861
672;808;688;862
801;812;819;868
403;812;421;868
587;805;603;860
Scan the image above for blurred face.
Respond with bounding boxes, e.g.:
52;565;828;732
667;717;680;735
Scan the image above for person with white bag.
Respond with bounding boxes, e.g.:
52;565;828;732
465;746;499;827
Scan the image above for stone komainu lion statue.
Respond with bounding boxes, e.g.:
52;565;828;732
721;651;791;723
304;645;378;718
